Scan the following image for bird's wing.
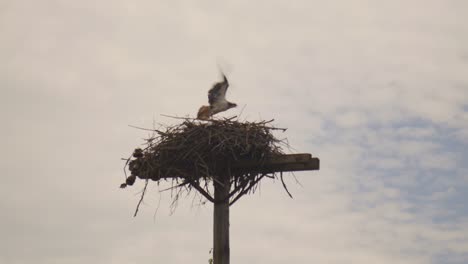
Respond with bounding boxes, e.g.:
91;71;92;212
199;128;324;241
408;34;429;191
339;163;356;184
208;74;229;105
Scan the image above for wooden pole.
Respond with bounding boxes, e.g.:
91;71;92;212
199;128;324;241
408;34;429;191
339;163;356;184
213;175;230;264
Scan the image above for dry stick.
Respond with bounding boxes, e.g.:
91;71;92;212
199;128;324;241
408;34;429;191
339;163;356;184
264;126;287;131
160;114;197;120
225;179;250;201
159;180;190;192
134;180;149;217
170;186;184;214
229;174;267;206
128;125;156;132
212;116;238;122
153;191;162;223
190;181;216;203
170;179;191;213
122;155;132;182
129;125;169;137
290;172;303;187
280;172;293;198
160;114;239;122
211;175;226;188
194;154;222;186
127;117;287;212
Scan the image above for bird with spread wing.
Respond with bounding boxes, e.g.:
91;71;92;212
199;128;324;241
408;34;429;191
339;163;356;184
197;73;237;120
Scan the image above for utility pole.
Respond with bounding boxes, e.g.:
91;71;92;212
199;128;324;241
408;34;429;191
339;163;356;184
212;153;319;264
213;174;231;264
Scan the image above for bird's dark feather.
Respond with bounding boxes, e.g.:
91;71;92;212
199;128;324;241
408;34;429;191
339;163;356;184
208;74;229;105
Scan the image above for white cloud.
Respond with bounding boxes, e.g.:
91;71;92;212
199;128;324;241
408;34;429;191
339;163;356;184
2;0;468;263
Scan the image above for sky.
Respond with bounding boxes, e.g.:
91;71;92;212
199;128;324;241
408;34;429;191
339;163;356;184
1;1;468;263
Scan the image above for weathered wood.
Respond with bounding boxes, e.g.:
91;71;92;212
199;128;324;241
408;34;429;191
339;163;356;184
256;158;320;173
232;154;320;172
232;153;312;167
213;153;318;264
139;154;319;181
213;175;230;264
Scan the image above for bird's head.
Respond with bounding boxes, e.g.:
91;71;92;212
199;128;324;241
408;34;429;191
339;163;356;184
228;102;237;109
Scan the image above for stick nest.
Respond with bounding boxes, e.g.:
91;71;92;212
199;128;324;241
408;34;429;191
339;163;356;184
122;117;288;210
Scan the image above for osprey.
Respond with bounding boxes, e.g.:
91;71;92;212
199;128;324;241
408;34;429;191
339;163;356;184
197;73;237;120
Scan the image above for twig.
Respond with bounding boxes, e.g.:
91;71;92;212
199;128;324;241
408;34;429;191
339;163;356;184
128;125;156;132
134;180;149;217
290;172;303;187
160;114;198;120
124;116;291;211
159;180;190;192
229;174;267;206
189;181;216;203
280;172;293;198
153;191;162;223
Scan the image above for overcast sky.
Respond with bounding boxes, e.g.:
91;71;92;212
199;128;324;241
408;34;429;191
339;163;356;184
2;1;468;263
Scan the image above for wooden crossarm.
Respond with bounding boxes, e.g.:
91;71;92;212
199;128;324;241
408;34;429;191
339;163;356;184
213;153;319;264
232;153;320;173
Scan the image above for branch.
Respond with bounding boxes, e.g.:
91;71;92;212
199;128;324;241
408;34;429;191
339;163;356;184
134;180;149;217
160;114;198;120
280;172;293;198
189;180;216;203
229;174;266;206
224;179;250;201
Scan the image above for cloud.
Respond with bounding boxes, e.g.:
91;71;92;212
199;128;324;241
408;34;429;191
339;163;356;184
1;0;468;263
